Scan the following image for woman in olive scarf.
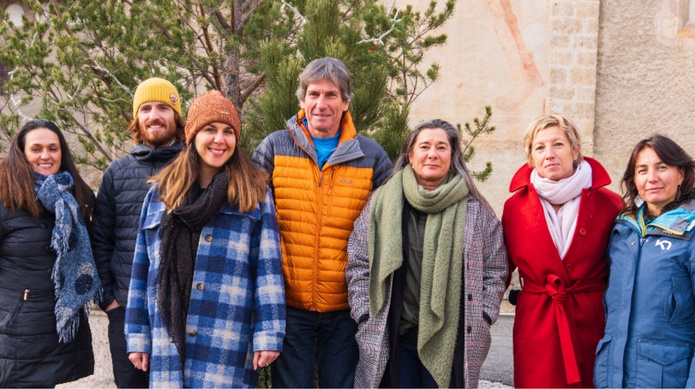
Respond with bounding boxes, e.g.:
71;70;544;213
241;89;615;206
346;119;508;388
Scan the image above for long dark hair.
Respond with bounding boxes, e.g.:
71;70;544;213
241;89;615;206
0;119;95;218
620;134;695;216
391;119;493;212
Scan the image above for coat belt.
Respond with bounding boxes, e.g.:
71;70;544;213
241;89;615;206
522;274;606;385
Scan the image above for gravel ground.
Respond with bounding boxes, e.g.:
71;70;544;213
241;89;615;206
480;379;513;388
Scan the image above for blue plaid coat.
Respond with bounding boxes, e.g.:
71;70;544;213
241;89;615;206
125;185;285;388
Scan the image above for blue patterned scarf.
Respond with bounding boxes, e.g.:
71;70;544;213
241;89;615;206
35;171;101;343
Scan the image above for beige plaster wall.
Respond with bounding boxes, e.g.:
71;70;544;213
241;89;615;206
409;0;602;215
408;0;695;214
594;0;695;194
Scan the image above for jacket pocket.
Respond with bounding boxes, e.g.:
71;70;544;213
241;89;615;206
669;274;694;326
593;335;612;388
0;288;28;330
636;339;691;388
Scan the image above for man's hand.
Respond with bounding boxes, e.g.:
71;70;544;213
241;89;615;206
104;300;120;312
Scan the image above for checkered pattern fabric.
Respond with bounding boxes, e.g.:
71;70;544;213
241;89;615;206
125;186;285;388
346;196;508;388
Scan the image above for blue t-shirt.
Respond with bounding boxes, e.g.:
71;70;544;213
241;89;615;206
305;118;340;169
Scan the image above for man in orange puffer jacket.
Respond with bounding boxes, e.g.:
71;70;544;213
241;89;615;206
252;57;392;388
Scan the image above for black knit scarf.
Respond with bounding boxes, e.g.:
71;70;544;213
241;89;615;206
157;170;228;363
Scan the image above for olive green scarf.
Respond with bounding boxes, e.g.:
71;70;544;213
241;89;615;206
369;164;468;387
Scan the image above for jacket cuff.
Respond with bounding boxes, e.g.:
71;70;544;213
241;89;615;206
126;333;151;354
253;330;284;353
98;293;115;311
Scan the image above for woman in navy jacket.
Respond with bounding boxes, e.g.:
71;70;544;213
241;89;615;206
595;134;695;388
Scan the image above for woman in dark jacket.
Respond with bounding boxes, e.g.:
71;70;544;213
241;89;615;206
0;119;99;387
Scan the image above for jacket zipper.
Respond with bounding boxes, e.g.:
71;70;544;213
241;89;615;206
313;169;324;311
9;288;29;327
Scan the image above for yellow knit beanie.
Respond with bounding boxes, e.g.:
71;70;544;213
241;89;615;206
132;78;182;118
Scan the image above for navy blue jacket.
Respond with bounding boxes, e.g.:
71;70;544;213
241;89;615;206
91;142;184;309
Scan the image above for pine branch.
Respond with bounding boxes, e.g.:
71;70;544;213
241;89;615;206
239;73;266;107
462;106;495;154
197;2;223;90
280;0;307;25
357;6;401;45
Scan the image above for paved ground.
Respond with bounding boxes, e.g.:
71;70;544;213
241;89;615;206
56;310;115;389
58;303;517;388
480;313;514;387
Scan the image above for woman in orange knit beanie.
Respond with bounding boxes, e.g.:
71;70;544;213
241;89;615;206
124;90;286;387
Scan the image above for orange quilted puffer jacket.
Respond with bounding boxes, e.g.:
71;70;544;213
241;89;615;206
252;110;392;312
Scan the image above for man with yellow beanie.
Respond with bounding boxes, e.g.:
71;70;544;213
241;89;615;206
91;77;185;388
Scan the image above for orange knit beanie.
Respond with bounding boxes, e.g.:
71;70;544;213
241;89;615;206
184;90;241;146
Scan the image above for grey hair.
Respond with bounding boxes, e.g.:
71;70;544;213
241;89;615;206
392;119;493;212
296;57;353;103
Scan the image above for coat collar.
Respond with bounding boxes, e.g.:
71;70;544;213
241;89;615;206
618;198;695;238
287;110;363;167
508;156;612;193
131;142;184;163
295;109;358;145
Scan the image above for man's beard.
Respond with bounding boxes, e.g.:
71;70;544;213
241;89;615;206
141;119;176;147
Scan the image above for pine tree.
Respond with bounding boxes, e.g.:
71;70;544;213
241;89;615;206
0;0;295;168
1;0;497;177
244;0;456;160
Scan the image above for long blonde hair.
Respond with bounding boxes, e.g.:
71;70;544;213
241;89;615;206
152;143;267;213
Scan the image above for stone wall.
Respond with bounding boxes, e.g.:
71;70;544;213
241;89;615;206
594;0;695;191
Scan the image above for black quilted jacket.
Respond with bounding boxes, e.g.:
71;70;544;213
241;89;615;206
0;203;94;387
91;142;184;310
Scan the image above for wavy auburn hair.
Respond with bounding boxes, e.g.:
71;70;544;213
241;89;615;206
152;139;267;213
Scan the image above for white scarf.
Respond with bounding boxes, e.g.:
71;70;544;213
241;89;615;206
530;160;592;259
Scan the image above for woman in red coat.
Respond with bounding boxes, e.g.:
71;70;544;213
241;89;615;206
502;114;622;388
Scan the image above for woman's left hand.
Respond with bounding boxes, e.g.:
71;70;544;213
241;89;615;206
253;350;280;370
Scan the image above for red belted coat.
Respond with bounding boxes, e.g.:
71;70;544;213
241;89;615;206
502;157;622;388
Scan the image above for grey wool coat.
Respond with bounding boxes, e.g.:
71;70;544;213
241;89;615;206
346;195;508;388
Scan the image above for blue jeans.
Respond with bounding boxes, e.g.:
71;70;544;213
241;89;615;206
398;328;438;388
271;306;358;388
